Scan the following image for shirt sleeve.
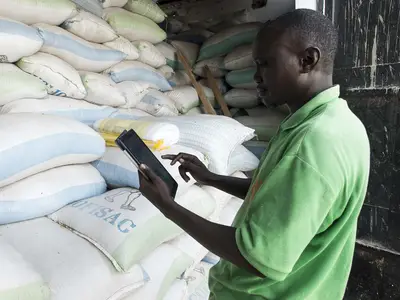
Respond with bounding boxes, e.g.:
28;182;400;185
236;155;337;281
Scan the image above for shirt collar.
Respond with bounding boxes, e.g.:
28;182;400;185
280;85;341;131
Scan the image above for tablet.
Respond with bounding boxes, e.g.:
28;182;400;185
115;129;178;199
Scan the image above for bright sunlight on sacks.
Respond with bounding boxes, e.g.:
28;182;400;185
225;67;257;89
17;52;87;99
0;0;78;25
0;237;50;300
224;44;255;70
133;40;166;68
94;118;180;146
35;24;126;73
92;145;208;195
165;86;199;114
0;96;117;126
0;113;105;188
0;164;106;225
71;0;103;17
62;10;117;43
137;90;178;117
105;61;172;91
117;81;151;108
0;64;47;106
198;22;261;60
104;36;140;60
193;57;227;78
147;115;255;174
103;8;166;43
0;17;43;63
223;89;259;108
0;218;147;300
124;0;166;23
49;186;216;272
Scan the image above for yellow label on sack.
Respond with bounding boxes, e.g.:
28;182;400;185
100;132;169;151
96;119;154;137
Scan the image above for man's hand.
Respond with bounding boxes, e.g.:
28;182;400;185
138;164;176;214
162;153;214;184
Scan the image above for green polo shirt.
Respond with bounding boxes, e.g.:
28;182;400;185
209;86;370;300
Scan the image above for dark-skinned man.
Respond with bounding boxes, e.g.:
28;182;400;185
138;9;370;300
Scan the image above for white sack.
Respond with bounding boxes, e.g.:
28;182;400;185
0;164;106;225
168;70;191;87
165;86;199;114
137;89;179;116
117;81;151;108
0;218;147;300
163;280;187;300
103;36;140;60
193;57;227;78
17;52;87;99
184;262;214;300
224;44;255;70
223;89;259;109
199;78;229;95
155;41;199;70
124;0;166;23
0;0;78;25
0;63;47;106
49;186;216;272
133;40;166;68
71;0;103;17
102;0;129;8
0;113;105;188
109;108;152;120
158;65;175;80
227;145;259;175
62;10;117;43
35;23;126;72
0;17;43;63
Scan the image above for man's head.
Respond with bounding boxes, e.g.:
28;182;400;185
253;9;339;107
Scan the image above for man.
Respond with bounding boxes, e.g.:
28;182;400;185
138;9;370;300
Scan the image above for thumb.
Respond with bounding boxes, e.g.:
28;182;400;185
139;164;158;182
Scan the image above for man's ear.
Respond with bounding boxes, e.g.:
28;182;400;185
300;47;320;73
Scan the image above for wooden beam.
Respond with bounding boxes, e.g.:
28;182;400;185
204;66;231;117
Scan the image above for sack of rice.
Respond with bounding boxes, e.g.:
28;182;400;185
117;81;151;108
225;67;257;89
124;0;166;23
0;237;50;300
193;57;227;78
49;185;216;272
172;29;214;45
223;89;259;108
227;145;259;175
146;115;255;174
71;0;103;17
35;23;126;72
224;44;255;70
1;218;147;300
0;0;78;25
1;96;117;126
198;22;261;61
0;17;43;63
133;41;166;68
92;145;207;195
137;90;179;116
164;86;199;114
184;107;204;116
155;41;199;70
109;108;152;119
184;261;214;300
243;140;269;159
168;70;191;87
94;117;180;146
103;0;129;8
62;10;117;43
209;9;256;33
0;165;106;225
103;36;140;60
163;280;187;300
199;78;229;95
105;61;172;91
235;111;286;141
103;8;166;43
157;65;175;80
80;71;124;106
17;53;87;99
0;64;47;106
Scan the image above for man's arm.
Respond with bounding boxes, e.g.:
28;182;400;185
205;174;252;200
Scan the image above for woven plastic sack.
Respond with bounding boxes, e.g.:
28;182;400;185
109;108;152;120
0;165;106;225
102;0;129;8
1;96;116;126
105;61;172;91
117;81;151;108
227;145;259;175
35;23;126;73
17;53;87;99
198;22;261;61
172;29;214;45
199;78;229;95
0;17;43;63
0;113;105;188
0;0;78;25
133;40;166;68
184;261;214;300
1;218;147;300
0;64;47;106
163;280;187;300
137;90;179;117
62;10;117;43
225;67;257;89
164;86;199;114
103;8;166;43
193;57;227;78
224;44;255;70
155;41;199;70
224;89;259;108
0;237;50;300
49;186;216;272
124;0;166;23
103;36;140;60
94;117;180;146
243;140;269;159
168;70;191;87
157;65;175;80
71;0;103;17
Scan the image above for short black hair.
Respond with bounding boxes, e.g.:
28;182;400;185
264;9;339;73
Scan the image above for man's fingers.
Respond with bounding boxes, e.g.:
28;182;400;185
139;164;158;182
178;165;191;182
162;153;198;166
